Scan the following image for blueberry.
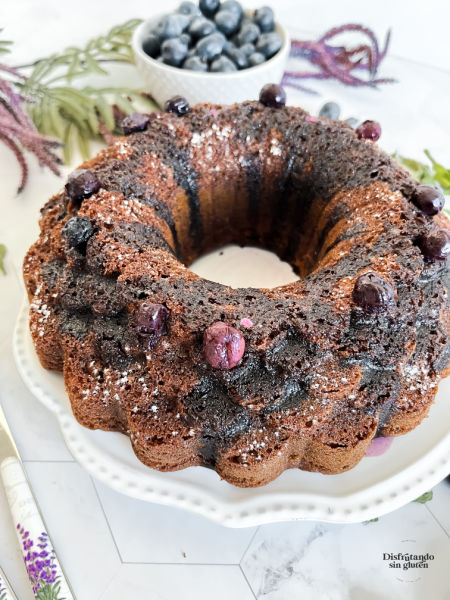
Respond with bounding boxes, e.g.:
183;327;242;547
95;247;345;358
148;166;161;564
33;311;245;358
155;14;190;41
248;51;265;66
223;40;236;55
62;217;94;251
199;0;220;18
161;37;189;66
165;95;190;116
203;322;245;370
236;22;260;45
142;32;160;58
177;1;201;16
189;16;216;39
319;101;341;120
183;55;208;71
256;32;283;58
221;0;244;19
411;185;445;216
418;228;450;261
356;120;381;142
259;83;286;108
240;16;253;28
353;273;395;313
345;117;359;128
210;55;238;72
253;6;275;33
65;169;100;205
239;42;256;56
214;10;240;36
180;33;192;46
121;113;150;135
225;47;248;69
196;32;226;60
135;302;170;350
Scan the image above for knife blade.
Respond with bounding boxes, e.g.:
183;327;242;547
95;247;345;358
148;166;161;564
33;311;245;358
0;405;76;599
0;566;18;600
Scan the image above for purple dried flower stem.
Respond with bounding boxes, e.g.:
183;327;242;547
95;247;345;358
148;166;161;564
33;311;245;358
319;23;381;64
0;132;28;191
0;64;61;192
283;23;394;92
0;113;61;173
0;63;26;80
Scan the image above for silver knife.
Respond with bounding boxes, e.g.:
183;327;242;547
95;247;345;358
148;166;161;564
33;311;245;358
0;565;18;600
0;405;75;599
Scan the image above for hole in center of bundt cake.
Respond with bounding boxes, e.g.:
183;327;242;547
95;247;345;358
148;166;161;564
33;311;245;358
190;244;299;289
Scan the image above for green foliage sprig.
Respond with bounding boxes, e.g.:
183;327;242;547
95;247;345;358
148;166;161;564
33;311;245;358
394;151;450;220
0;19;157;190
0;244;6;275
394;150;450;192
413;490;433;504
23;19;139;84
18;19;156;163
0;29;12;55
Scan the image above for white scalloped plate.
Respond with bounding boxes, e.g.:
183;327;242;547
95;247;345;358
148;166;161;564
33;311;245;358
13;303;450;527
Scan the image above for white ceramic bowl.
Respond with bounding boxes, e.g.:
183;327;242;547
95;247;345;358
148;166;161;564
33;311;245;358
132;12;290;107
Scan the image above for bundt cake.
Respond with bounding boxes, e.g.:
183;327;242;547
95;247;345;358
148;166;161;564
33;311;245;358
23;89;450;487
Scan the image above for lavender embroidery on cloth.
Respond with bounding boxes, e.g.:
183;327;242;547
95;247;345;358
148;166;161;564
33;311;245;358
17;524;64;600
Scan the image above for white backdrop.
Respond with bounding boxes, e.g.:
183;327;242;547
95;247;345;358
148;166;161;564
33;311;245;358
3;0;450;70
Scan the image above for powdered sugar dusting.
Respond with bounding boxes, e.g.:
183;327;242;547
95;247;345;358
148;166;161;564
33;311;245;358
270;138;282;156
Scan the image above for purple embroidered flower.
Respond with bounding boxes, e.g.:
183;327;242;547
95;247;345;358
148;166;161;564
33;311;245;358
17;525;64;599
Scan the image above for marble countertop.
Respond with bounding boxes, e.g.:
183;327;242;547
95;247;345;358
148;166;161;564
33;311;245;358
1;1;449;598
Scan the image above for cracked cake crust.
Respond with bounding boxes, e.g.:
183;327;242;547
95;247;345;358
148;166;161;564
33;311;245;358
23;101;450;487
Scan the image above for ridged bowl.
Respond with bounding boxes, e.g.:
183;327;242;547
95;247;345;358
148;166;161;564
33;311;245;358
132;12;290;107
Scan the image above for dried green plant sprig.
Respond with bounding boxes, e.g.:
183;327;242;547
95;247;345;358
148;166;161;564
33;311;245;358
394;150;450;192
0;243;6;275
0;20;156;190
0;28;12;55
19;19;156;163
22;19;140;85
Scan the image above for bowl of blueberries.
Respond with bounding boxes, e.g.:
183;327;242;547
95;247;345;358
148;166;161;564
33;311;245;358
132;0;290;106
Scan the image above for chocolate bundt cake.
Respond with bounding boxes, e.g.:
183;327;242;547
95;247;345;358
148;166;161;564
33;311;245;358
23;92;450;487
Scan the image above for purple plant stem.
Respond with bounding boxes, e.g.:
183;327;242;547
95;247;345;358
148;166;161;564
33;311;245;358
285;23;394;92
0;132;28;191
319;23;381;66
0;63;26;79
0;63;61;191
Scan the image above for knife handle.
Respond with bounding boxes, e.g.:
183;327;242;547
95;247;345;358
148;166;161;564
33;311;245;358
0;566;18;600
0;457;75;600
